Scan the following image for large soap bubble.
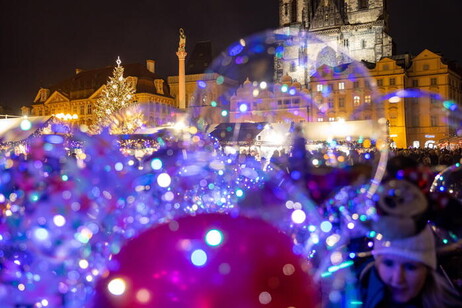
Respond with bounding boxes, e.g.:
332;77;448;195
183;29;389;306
187;28;388;203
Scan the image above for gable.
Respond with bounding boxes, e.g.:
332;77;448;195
413;49;441;61
44;91;69;105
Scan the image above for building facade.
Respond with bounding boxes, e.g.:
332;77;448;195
22;60;176;128
229;49;462;148
276;0;393;86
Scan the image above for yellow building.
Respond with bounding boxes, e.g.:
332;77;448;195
227;49;461;148
22;60;176;127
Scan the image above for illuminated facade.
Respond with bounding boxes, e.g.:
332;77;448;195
22;60;176;127
277;0;393;85
230;50;462;148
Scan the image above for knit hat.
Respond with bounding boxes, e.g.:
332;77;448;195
372;225;437;270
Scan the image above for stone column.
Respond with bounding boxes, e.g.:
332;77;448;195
177;28;187;109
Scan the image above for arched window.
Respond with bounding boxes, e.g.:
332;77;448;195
291;0;297;23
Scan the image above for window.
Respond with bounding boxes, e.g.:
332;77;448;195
423;64;429;70
338;82;345;90
430;96;438;105
383;64;389;71
329;117;336;122
412;80;419;87
317;118;324;122
278;100;282;105
80;105;85;115
327;84;334;92
353;81;360;89
317;84;323;92
284;99;290;105
361;40;366;49
291;0;297;23
344;39;349;47
338;97;345;108
377;79;383;87
87;104;92;114
284;3;288;15
290;62;296;72
328;99;334;108
354;96;360;106
365;80;371;89
365;95;371;104
359;0;368;9
389;78;396;86
293;99;300;104
431;115;438;126
431;78;437;86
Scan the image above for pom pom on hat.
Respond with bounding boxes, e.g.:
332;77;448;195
372;225;437;270
374;179;429;239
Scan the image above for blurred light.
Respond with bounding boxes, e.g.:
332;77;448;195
20;119;32;131
191;249;207;266
205;229;223;246
136;289;151;304
239;104;248;112
291;209;306;224
259;292;272;304
197;81;207;89
108;278;126;296
259;81;267;89
114;162;123;171
388;96;401;103
157;173;171;188
320;221;333;233
34;228;49;241
53;215;66;227
235;188;244;197
151;158;162;170
281;85;288;93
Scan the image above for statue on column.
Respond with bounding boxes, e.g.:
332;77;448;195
179;28;186;51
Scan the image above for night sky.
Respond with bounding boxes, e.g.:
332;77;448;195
0;0;461;114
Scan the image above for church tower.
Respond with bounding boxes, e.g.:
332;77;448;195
277;0;393;86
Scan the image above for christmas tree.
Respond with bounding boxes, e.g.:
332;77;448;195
93;57;144;134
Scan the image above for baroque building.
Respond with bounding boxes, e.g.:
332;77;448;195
22;60;176;127
229;49;462;148
276;0;393;85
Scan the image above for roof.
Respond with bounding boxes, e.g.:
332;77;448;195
210;122;266;145
0;116;53;143
44;63;172;101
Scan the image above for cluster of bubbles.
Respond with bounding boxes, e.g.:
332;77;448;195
1;28;462;307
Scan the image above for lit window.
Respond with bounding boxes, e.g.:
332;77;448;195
365;95;371;104
329;117;335;122
354;96;360;106
317;84;323;92
338;82;345;90
317;118;324;122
